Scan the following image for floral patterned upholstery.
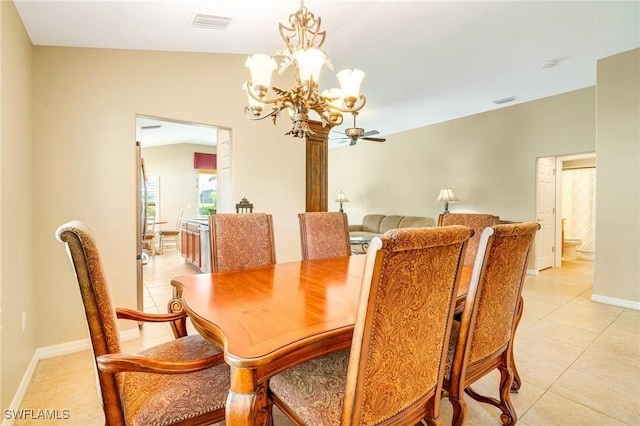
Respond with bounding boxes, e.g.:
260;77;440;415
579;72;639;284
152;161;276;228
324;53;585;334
209;213;276;272
443;222;540;426
269;225;473;426
438;213;499;266
56;221;229;426
298;212;351;260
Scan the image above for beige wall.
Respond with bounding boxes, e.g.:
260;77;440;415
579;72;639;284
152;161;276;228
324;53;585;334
329;88;596;228
594;48;640;303
32;46;305;354
0;0;35;409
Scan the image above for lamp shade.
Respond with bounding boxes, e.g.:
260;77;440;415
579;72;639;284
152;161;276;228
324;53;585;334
337;69;365;100
335;191;349;203
294;48;326;83
245;54;277;90
435;187;459;203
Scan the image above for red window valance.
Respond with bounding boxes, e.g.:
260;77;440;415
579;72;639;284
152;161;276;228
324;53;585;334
194;152;216;170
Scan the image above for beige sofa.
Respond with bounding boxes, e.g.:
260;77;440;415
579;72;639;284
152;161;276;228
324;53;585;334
348;214;435;240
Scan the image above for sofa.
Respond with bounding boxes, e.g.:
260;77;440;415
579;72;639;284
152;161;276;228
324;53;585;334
348;214;435;240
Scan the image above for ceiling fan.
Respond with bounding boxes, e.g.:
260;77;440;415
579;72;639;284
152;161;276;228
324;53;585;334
331;113;386;146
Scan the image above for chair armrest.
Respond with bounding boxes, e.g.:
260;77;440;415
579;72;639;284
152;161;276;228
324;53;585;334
116;308;187;323
96;351;224;374
348;225;364;231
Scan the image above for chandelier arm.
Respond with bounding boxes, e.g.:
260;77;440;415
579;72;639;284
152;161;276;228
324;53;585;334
246;81;292;106
324;95;367;114
243;107;280;121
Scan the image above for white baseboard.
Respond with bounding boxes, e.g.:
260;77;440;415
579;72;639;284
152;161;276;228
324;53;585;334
2;328;140;426
591;294;640;310
526;268;539;276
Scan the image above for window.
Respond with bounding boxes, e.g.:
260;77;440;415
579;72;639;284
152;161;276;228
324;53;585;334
197;170;217;215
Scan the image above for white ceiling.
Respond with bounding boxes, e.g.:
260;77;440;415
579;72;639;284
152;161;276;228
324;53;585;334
14;0;640;146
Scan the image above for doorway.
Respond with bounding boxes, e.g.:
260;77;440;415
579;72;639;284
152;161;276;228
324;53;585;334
135;115;231;312
555;153;596;266
534;152;596;272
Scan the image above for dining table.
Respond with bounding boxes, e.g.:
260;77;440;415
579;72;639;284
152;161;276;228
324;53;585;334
171;254;471;426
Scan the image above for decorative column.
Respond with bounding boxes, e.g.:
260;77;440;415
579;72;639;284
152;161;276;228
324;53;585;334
305;120;330;212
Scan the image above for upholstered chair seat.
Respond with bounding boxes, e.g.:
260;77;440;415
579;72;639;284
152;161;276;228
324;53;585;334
270;349;350;426
119;335;229;426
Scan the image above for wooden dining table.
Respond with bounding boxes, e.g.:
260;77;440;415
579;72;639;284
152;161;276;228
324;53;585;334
171;254;471;426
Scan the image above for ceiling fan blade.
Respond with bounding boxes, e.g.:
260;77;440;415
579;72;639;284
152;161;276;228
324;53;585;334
362;130;380;137
349;139;357;146
362;137;386;142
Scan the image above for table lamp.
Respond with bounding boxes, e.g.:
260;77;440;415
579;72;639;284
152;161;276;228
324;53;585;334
435;186;459;214
335;191;349;213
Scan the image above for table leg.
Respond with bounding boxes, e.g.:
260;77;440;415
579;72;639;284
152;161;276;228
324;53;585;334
226;367;271;426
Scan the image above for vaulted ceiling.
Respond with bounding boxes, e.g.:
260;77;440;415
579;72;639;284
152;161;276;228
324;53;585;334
14;1;640;143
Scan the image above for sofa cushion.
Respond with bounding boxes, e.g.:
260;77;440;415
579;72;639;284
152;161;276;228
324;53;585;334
398;216;436;228
362;214;385;233
379;215;404;233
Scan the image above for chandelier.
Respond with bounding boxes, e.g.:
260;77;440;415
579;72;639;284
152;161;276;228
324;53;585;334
242;1;366;138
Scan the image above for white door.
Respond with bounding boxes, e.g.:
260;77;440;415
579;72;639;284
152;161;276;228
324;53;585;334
535;157;556;270
216;129;233;212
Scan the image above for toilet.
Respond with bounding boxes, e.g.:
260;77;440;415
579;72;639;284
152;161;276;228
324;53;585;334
563;237;583;261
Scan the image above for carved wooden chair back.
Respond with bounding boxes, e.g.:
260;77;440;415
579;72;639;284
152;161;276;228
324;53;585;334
298;212;351;260
269;225;472;425
209;213;276;272
56;221;229;426
444;222;540;426
235;197;254;213
438;213;499;266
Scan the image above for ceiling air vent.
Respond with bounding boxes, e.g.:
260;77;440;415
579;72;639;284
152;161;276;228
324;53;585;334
191;14;232;30
493;96;517;105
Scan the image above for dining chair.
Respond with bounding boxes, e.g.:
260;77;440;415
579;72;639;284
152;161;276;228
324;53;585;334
159;209;183;254
208;213;276;272
143;211;157;257
269;225;472;426
56;221;229;426
443;222;540;426
235;197;253;213
438;213;499;267
298;211;351;260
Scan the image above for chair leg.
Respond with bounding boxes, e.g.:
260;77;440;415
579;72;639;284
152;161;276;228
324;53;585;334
465;362;517;426
510;297;524;393
448;396;468;426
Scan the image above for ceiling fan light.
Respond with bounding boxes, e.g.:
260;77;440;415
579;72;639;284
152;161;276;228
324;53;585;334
245;54;277;92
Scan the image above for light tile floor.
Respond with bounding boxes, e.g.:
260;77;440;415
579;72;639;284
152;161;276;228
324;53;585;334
15;252;639;425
